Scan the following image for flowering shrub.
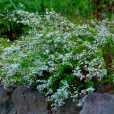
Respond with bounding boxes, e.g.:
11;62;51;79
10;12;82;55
0;9;114;111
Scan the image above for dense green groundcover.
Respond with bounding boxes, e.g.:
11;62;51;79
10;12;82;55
0;8;114;111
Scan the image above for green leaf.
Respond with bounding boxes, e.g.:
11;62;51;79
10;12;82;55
86;80;94;88
26;1;38;11
5;3;13;9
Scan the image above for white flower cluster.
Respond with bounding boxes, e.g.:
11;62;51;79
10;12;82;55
0;8;113;111
46;80;70;111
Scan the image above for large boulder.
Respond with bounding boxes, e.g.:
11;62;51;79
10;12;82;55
80;92;114;114
0;84;17;114
98;99;114;114
12;85;48;114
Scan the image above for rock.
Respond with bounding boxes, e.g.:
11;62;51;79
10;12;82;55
1;83;114;114
0;84;17;114
12;85;84;114
98;99;114;114
52;97;83;114
0;84;84;114
80;92;114;114
94;84;107;93
12;85;48;114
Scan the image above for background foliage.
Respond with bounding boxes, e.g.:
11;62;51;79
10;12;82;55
0;0;93;41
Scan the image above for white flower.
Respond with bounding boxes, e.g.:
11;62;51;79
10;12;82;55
77;95;87;106
45;49;49;54
86;86;95;92
58;54;63;59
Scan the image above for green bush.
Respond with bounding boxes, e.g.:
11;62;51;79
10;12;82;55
0;8;114;111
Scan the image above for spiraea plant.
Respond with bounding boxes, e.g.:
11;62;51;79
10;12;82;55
0;8;114;111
